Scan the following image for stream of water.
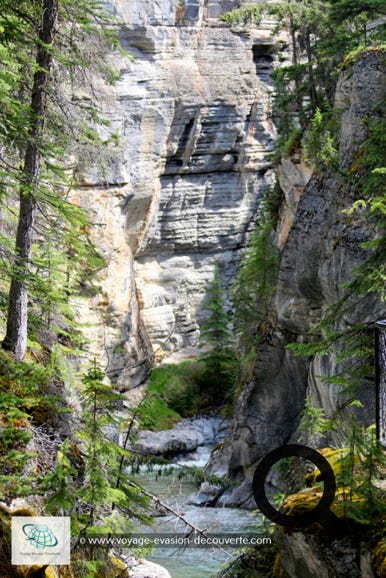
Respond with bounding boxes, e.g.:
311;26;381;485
132;446;260;578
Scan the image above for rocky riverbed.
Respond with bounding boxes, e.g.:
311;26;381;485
131;413;230;457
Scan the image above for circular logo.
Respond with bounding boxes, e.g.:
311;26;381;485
252;444;342;533
22;523;59;549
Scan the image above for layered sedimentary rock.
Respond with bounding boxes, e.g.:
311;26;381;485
75;0;287;385
120;2;282;354
207;49;386;506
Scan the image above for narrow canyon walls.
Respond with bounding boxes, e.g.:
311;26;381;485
207;49;386;506
73;3;385;509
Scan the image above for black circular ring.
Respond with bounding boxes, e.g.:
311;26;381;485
252;444;336;528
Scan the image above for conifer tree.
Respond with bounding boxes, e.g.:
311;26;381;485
76;365;151;534
2;0;59;361
232;187;280;355
335;421;386;524
44;365;151;562
200;263;236;398
0;0;114;360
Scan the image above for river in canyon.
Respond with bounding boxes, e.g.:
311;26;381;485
132;443;264;578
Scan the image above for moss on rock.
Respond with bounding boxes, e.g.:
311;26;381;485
372;540;386;578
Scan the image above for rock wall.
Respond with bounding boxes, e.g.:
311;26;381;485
207;49;386;506
74;0;288;386
277;530;376;578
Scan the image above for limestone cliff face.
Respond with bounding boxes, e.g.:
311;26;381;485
118;0;281;355
207;49;386;506
75;0;286;385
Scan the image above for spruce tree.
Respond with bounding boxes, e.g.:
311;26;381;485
1;0;59;360
200;263;236;399
43;365;151;569
0;0;114;360
232;187;280;355
76;365;151;534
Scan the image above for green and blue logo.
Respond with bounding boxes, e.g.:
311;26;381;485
22;523;59;549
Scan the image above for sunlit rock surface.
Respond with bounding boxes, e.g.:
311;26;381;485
132;413;229;456
124;557;172;578
74;0;286;385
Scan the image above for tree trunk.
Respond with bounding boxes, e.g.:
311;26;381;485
2;0;58;361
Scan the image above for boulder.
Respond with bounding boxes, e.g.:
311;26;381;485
132;414;229;457
123;557;172;578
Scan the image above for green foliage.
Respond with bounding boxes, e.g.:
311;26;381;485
221;4;263;25
136;364;186;430
223;1;385;158
200;263;237;400
329;0;386;31
27;212;105;350
288;324;374;394
274;126;303;160
138;355;236;430
335;422;386;524
233;186;280;355
268;0;333;139
201;264;233;350
138;265;240;429
342;103;386;305
304;107;338;168
298;396;336;444
0;0;117;172
224;0;328;140
220;10;386;540
287;100;385;394
0;0;117;359
43;364;152;572
44;439;78;514
0;350;66;499
275;427;386;528
138;264;238;431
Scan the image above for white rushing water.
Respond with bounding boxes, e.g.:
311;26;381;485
132;445;261;578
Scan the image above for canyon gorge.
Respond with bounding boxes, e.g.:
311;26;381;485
74;0;385;507
0;1;385;577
